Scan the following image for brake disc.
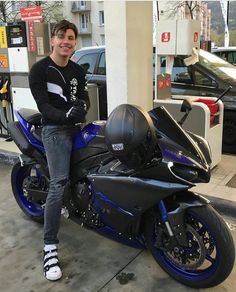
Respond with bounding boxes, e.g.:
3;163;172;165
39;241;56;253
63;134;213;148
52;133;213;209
165;224;206;270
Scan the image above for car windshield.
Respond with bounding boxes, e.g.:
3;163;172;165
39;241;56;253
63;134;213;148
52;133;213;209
198;49;236;84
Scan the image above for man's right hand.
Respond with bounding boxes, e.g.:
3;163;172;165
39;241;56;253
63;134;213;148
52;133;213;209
65;105;86;123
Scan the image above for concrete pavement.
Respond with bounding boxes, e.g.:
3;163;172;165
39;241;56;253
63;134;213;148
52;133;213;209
1;162;236;292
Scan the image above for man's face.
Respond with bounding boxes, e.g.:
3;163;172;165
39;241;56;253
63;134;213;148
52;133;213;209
51;28;76;58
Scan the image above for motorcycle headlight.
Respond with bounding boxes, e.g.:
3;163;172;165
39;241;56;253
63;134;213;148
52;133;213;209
171;164;199;182
171;163;210;183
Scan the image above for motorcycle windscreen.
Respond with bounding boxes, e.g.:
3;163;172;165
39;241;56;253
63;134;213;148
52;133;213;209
149;106;206;164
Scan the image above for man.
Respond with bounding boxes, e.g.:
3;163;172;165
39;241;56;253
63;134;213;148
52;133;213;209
29;20;90;281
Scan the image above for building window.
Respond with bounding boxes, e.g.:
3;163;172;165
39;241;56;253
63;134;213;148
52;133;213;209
101;35;105;45
80;13;90;29
99;10;104;26
80;1;85;7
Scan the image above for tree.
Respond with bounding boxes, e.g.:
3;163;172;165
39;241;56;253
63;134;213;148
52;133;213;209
167;1;203;20
211;31;224;47
0;1;63;23
0;2;18;22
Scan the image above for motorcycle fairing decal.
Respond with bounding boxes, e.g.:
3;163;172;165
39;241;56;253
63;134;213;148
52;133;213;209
94;191;135;217
162;147;194;166
73;123;102;150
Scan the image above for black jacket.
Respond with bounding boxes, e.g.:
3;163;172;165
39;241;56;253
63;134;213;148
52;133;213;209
29;56;90;125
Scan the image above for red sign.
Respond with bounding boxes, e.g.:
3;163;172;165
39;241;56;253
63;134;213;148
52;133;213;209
193;32;198;42
20;6;42;21
161;32;170;43
165;77;171;88
27;21;36;52
158;79;164;89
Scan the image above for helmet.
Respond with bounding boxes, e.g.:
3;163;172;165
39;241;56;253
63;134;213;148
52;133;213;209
105;104;157;168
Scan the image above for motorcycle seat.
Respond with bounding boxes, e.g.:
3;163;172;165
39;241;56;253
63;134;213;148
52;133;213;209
18;108;42;126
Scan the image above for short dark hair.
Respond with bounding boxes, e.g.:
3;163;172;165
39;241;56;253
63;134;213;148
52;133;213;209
51;20;78;39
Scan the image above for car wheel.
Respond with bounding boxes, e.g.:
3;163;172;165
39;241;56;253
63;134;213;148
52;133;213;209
222;111;236;154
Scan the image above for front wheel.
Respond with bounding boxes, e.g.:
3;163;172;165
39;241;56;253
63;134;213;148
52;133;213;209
145;205;235;288
11;162;47;223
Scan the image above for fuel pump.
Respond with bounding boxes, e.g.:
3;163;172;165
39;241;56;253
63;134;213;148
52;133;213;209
0;23;12;138
6;21;51;113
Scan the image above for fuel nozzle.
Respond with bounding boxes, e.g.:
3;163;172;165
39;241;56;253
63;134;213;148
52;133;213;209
0;79;8;95
0;79;9;123
0;79;9;107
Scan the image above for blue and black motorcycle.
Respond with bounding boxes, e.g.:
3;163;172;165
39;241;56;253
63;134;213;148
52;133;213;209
8;101;235;288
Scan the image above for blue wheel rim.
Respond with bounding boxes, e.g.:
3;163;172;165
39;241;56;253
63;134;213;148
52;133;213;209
13;166;44;217
151;211;219;282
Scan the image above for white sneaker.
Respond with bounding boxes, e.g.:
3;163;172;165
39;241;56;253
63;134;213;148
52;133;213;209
43;244;62;281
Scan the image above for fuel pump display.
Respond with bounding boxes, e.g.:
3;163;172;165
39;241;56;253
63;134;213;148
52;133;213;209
0;21;52;138
6;21;51;114
7;22;27;47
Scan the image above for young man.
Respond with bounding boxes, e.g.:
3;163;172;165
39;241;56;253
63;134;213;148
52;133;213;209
29;20;90;281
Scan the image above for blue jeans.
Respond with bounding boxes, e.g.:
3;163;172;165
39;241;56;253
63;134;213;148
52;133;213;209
42;125;78;244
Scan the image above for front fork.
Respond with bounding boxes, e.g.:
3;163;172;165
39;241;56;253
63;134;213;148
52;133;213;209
158;193;209;247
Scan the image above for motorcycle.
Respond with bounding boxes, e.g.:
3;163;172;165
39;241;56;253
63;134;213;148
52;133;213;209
7;99;235;288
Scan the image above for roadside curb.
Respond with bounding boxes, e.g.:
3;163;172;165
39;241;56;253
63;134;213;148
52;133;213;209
0;150;19;165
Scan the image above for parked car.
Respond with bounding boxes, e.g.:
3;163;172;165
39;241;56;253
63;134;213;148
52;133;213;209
211;47;236;65
71;46;107;120
71;46;236;153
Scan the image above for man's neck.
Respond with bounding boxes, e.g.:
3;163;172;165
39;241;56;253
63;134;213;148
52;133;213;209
49;53;69;67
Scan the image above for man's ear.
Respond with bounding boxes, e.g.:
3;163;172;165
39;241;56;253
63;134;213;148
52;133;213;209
51;37;55;47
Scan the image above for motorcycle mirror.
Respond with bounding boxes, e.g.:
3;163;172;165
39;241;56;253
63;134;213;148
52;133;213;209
181;98;192;113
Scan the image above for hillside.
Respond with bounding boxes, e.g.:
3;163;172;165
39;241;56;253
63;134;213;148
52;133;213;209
207;1;236;33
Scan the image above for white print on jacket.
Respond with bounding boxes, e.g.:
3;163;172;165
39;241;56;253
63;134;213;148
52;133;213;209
70;78;78;101
47;65;78;102
47;82;67;102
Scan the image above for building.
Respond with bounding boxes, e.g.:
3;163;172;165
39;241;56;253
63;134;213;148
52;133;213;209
1;1;211;49
63;1;105;49
63;1;211;50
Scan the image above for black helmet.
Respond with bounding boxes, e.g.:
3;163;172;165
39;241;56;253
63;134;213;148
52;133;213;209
105;104;157;168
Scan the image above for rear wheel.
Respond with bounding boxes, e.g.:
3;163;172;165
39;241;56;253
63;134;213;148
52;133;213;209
11;162;47;223
145;205;235;288
223;111;236;153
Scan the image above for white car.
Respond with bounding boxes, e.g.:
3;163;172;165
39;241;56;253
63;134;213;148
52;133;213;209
212;47;236;65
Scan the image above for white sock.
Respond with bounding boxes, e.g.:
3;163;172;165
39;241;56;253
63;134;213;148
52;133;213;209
44;244;57;252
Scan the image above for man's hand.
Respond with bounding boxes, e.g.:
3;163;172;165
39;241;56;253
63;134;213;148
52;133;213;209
73;99;88;112
65;105;87;123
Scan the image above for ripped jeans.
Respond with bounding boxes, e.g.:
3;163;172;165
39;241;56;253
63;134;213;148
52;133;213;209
42;125;78;245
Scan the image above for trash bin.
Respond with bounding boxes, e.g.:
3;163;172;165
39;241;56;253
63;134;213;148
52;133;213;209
86;83;100;122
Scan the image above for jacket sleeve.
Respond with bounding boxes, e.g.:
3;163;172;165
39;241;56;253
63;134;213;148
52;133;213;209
77;67;90;111
29;63;66;123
